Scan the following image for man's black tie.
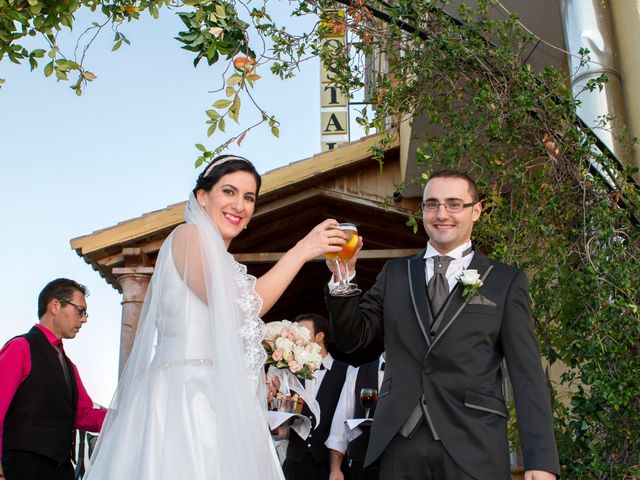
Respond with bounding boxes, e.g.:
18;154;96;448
52;342;71;389
428;255;453;317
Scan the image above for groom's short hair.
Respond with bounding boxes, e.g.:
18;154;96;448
295;313;333;345
428;170;480;203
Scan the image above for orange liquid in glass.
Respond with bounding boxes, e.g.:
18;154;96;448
338;230;358;261
323;250;340;260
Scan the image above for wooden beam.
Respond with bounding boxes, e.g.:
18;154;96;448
122;247;150;267
70;206;184;256
320;189;417;216
97;238;165;268
233;248;422;263
252;188;323;218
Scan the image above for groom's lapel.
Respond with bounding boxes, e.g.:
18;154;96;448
407;250;432;347
429;249;493;351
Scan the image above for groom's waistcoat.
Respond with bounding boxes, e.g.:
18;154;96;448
3;326;78;463
286;360;348;463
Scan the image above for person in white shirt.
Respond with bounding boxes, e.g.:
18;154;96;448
326;354;385;480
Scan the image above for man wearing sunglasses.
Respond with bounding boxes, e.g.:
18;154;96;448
0;278;106;480
326;170;560;480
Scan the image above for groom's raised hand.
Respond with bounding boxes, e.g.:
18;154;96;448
326;235;364;282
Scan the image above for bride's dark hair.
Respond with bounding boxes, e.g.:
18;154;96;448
193;154;262;197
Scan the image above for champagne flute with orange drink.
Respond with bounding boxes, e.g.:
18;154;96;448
325;223;362;296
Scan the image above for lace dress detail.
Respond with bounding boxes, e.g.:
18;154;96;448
231;258;266;390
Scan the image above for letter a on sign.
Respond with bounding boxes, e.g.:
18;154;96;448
321;112;348;134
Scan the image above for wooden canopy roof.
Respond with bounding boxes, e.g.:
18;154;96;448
71;135;427;322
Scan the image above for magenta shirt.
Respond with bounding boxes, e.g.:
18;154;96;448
0;324;107;456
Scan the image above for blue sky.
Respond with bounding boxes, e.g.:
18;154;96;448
0;5;361;405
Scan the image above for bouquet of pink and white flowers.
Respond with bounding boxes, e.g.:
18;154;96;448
263;320;323;380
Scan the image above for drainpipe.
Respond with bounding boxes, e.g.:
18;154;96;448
559;0;631;166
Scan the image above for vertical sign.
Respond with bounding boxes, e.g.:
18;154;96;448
320;9;349;152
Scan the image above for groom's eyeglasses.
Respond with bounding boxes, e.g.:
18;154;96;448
58;299;89;318
421;199;477;213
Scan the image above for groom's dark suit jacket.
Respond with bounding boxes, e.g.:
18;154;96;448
326;248;560;480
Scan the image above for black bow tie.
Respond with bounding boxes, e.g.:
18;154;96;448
319;364;326;370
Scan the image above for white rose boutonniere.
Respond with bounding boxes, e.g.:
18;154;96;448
457;269;483;301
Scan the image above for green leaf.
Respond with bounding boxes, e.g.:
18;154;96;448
60;13;73;28
213;99;232;109
229;108;239;123
205;110;220;119
227;74;242;87
225;86;235;97
195;143;207;152
207;123;217;137
57;60;79;71
218;118;226;132
44;61;54;77
55;68;68;81
215;3;227;18
206;42;217;61
30;49;46;58
271;126;280;138
112;40;123;52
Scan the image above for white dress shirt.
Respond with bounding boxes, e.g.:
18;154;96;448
325;356;385;454
304;353;335;402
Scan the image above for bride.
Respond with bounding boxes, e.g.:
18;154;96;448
85;155;345;479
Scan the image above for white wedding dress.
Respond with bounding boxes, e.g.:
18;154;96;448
85;194;284;480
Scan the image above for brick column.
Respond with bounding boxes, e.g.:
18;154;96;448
113;267;154;377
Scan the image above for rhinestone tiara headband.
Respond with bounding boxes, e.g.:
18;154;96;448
202;156;252;177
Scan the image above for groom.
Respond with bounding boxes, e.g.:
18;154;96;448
325;170;560;480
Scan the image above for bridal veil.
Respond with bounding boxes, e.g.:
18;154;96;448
86;193;283;479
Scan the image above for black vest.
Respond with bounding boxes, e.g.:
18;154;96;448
348;359;380;462
2;326;78;463
286;359;348;462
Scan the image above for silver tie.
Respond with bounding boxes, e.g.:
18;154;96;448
428;255;453;317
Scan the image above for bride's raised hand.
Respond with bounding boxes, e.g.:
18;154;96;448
293;219;345;262
256;219;347;316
